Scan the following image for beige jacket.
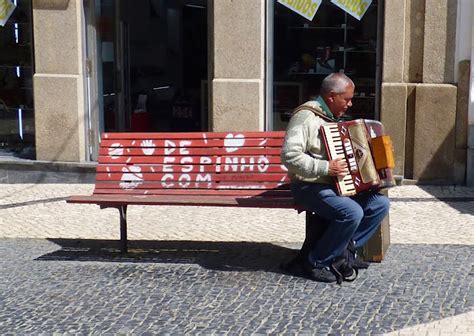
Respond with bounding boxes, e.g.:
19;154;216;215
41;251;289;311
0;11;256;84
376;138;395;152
281;100;333;184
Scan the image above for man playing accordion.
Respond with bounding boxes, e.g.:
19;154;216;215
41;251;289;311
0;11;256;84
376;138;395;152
281;72;390;284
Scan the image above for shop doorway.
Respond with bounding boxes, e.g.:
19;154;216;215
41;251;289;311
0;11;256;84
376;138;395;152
88;0;208;139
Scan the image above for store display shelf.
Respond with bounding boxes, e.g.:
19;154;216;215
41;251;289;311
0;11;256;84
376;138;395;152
2;106;34;112
353;95;375;99
331;47;356;52
0;65;32;68
288;71;355;76
348;115;375;121
330;48;376;53
2;44;32;48
289;25;355;30
2;22;32;26
347;49;376;53
288;72;327;75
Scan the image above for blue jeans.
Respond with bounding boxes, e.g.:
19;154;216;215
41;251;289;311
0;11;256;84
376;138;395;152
291;182;390;267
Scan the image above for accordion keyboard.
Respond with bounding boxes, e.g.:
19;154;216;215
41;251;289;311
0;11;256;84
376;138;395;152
321;124;357;196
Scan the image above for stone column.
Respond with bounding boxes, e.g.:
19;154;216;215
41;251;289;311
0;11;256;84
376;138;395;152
381;0;460;183
380;84;407;177
413;84;457;181
211;0;265;131
414;0;458;182
422;0;457;84
382;0;406;83
32;0;86;162
381;0;408;178
456;61;470;184
467;2;474;186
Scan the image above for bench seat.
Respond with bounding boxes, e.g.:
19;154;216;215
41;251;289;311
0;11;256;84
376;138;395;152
67;194;298;208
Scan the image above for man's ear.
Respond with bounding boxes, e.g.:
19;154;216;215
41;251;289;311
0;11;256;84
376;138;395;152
326;92;335;102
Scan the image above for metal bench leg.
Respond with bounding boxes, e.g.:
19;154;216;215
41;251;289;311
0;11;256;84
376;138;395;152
118;205;128;253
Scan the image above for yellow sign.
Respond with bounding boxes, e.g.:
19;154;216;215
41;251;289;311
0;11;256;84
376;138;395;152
277;0;322;21
0;0;15;27
330;0;372;20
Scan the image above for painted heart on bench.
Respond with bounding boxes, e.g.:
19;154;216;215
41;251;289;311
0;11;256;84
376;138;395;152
224;133;245;153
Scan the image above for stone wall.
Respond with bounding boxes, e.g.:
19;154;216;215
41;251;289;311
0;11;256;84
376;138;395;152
381;0;467;184
211;0;265;131
33;0;86;162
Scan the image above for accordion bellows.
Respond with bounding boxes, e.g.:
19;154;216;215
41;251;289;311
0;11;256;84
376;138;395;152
320;119;396;196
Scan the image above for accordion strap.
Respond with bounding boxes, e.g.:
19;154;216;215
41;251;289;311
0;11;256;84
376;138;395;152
293;104;335;122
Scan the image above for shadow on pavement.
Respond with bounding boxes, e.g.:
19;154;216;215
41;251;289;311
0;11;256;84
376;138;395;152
0;196;68;209
5;239;473;334
418;185;474;215
390;195;474;215
37;238;304;275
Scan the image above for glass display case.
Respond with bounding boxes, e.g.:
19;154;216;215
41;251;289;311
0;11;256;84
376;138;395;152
0;0;35;159
271;0;381;130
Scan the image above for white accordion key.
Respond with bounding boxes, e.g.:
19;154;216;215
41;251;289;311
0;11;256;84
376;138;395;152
321;123;357;196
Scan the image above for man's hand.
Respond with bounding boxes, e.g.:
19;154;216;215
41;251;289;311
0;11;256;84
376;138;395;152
328;157;348;177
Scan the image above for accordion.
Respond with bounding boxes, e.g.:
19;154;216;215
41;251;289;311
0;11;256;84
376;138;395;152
320;119;396;196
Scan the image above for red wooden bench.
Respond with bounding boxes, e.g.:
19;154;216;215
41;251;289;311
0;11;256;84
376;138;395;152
66;131;389;262
67;131;300;252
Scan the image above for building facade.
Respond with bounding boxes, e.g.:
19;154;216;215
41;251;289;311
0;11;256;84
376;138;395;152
0;0;472;185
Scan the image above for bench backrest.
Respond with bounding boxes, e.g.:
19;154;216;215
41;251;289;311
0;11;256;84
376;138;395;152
94;131;291;198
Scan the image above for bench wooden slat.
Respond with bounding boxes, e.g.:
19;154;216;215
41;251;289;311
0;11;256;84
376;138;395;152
99;147;282;156
96;172;289;182
98;155;283;165
92;188;292;197
94;181;289;190
103;131;286;140
100;138;284;148
96;164;288;173
67;194;296;208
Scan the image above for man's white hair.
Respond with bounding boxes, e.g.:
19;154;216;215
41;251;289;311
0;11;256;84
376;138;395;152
320;72;354;95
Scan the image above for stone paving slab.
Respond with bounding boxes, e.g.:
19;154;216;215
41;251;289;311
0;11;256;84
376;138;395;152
0;239;472;335
385;311;474;336
1;184;473;245
0;184;473;335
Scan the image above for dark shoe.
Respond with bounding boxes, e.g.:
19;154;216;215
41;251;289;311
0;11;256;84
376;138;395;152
331;257;358;284
347;240;370;269
280;253;305;276
303;260;337;283
352;255;370;269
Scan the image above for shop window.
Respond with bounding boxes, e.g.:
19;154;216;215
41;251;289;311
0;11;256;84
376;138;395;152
92;0;208;134
270;0;381;130
0;0;34;159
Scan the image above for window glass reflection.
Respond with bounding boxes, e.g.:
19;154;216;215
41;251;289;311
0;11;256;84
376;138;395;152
0;0;35;159
271;0;380;130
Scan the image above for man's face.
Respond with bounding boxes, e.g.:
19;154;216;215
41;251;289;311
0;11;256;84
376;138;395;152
326;84;354;118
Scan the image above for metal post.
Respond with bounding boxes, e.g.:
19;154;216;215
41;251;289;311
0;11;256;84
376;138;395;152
118;205;128;253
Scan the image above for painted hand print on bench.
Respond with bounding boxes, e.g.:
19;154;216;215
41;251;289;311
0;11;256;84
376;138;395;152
141;139;156;156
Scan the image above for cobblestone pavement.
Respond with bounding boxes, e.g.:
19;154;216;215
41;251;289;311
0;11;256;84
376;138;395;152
0;184;473;335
